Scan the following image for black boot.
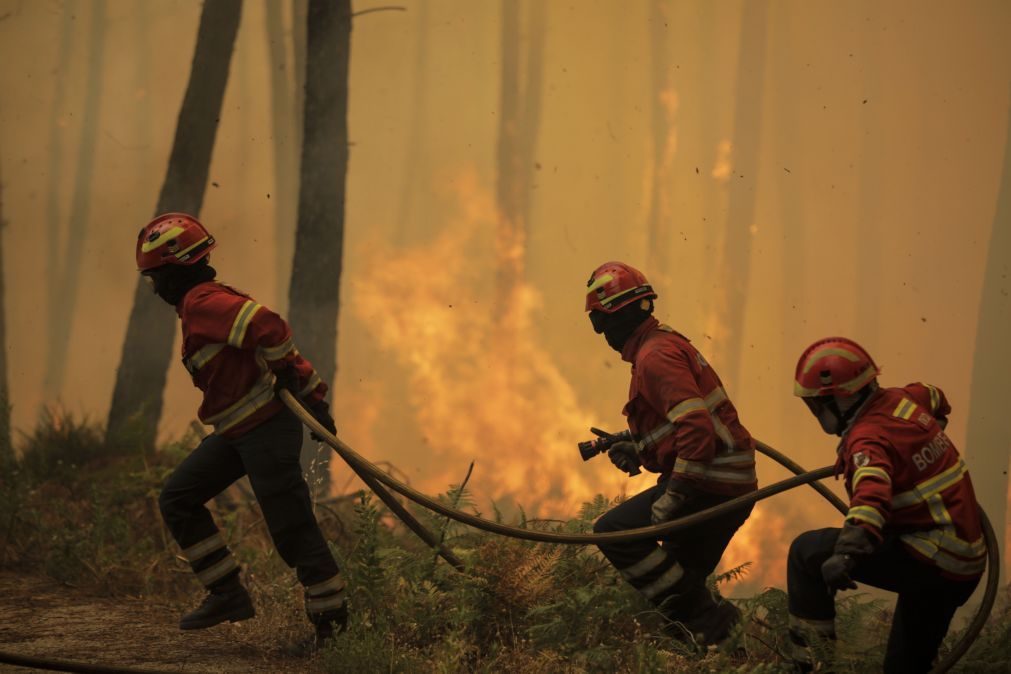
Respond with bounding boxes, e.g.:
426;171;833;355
179;574;255;630
313;604;348;648
664;599;741;648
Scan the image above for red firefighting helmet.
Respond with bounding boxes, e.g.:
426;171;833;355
136;213;216;271
585;261;657;313
794;337;880;398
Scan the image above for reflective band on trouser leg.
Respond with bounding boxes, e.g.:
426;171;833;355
181;532;226;563
305;574;347;617
615;546;686;601
196;555;239;587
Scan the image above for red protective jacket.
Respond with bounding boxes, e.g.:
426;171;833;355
836;383;985;579
620;317;757;496
178;281;326;437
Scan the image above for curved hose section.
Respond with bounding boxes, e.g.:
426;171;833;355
283;392;999;672
0;650;175;673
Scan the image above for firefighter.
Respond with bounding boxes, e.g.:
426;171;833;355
137;213;347;646
787;337;984;673
585;261;757;646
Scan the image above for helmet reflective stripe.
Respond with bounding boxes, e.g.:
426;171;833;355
586;273;615;294
173;235;211;261
800;347;864;373
141;226;187;253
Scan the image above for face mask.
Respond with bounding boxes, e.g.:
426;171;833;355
143;262;215;306
589;304;650;353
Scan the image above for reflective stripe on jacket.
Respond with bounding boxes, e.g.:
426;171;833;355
836;383;984;580
178;282;326;437
620;317;757;496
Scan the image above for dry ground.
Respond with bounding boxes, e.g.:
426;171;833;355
0;571;325;673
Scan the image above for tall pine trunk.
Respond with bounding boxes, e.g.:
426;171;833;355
965;83;1011;568
494;0;545;305
42;0;106;399
712;0;768;389
106;0;243;448
287;0;352;486
0;156;11;466
645;0;673;278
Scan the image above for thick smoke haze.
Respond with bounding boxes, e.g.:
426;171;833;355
1;0;1009;598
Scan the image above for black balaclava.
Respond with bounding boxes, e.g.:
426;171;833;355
590;299;654;353
145;257;216;306
806;383;876;436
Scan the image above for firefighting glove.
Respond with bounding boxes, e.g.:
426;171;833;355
607;441;641;475
273;363;301;395
650;479;698;525
821;554;857;592
308;400;337;442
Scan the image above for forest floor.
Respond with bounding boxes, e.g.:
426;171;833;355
0;571;323;674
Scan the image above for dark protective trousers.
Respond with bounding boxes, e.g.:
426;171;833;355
788;528;979;674
593;481;753;620
159;407;339;590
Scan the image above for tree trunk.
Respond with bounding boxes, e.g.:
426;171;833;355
266;0;300;310
494;0;545;304
0;157;11;466
287;0;352;486
645;0;673;278
42;0;106;400
106;0;243;448
711;0;768;389
394;0;429;245
965;82;1011;569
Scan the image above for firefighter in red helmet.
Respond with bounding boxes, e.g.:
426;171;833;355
137;213;346;646
787;337;984;672
586;261;757;646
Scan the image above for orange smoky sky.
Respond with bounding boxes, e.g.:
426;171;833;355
1;0;1009;597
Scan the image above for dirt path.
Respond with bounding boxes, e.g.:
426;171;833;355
0;572;324;673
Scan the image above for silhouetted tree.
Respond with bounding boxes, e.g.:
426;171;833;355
495;0;545;304
287;0;352;485
43;0;106;399
965;82;1011;564
107;0;243;448
645;0;673;277
712;0;768;388
0;156;11;465
395;0;430;244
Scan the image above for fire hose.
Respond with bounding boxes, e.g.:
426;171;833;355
282;391;1000;673
0;398;996;674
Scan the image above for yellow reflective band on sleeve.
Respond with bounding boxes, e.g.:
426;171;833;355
704;387;728;410
140;226;186;253
926;384;940;413
666;398;707;423
259;337;295;361
181;532;226;563
185;343;225;374
673;457;756;483
299;371;323;397
846;505;885;529
852;466;891;489
892;398;917;420
196;555;238;587
227;300;262;348
892;460;967;509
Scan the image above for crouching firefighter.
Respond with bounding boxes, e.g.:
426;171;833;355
585;262;757;646
787;337;984;673
136;213;348;646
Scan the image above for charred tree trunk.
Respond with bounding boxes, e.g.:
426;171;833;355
0;159;11;466
42;0;106;400
106;0;243;448
287;0;352;486
645;0;673;279
395;0;430;245
495;0;545;305
266;0;300;310
712;0;767;389
965;83;1011;567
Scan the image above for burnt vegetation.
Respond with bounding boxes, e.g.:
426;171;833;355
0;413;1007;672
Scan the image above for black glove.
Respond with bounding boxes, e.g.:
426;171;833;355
650;479;697;525
273;364;300;395
308;400;337;442
821;553;857;592
607;441;641;475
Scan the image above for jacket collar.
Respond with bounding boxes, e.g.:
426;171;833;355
620;316;660;363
